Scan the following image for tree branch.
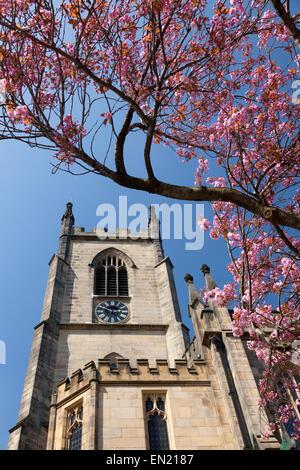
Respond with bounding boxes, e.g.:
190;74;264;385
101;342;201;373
74;148;300;231
271;0;300;49
114;106;134;174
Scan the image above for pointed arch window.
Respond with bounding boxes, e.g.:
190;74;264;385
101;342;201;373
94;255;128;296
144;394;170;450
67;405;83;450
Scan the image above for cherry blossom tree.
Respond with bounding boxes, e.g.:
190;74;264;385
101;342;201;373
0;0;299;443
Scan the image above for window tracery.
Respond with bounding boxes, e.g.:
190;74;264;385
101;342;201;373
67;405;83;450
144;394;170;450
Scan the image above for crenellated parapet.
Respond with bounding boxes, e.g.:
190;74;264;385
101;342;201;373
55;357;209;404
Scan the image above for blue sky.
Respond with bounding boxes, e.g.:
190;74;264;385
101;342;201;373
0;129;232;449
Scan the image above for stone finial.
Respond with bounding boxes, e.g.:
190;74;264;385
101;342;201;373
148;205;164;263
59;202;75;260
61;202;75;224
201;264;210;274
201;264;217;291
148;205;160;236
184;273;198;305
184;273;193;284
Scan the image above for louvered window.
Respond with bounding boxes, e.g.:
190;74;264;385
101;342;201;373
118;266;128;296
94;255;128;296
107;266;117;295
95;266;105;295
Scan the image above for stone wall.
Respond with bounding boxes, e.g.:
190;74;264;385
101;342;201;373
47;358;237;450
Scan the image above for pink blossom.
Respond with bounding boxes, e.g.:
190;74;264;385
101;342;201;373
197;217;211;231
0;78;6;93
8;105;29;123
103;112;112;122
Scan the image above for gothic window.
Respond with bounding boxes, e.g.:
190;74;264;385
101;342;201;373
144;394;170;450
94;255;128;296
67;405;83;450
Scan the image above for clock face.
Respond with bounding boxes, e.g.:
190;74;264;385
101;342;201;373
95;300;129;324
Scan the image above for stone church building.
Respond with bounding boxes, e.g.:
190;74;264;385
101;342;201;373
7;203;281;450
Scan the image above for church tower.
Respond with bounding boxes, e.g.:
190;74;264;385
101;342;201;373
8;203;281;450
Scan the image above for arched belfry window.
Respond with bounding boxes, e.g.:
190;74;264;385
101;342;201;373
94;254;128;296
144;394;170;450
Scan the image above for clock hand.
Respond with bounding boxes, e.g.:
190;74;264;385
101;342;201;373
101;306;113;313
